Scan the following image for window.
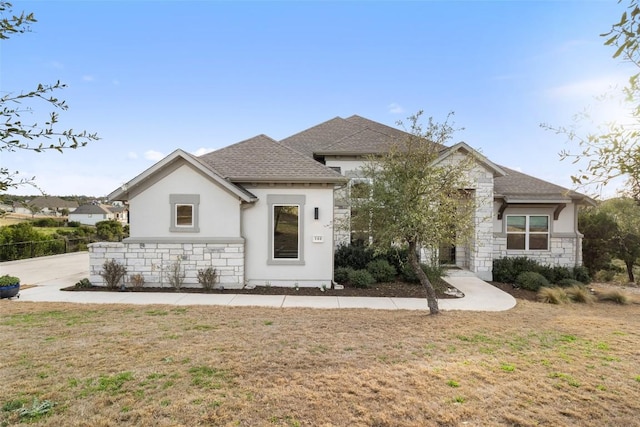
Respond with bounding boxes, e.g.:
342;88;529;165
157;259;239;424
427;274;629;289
273;205;299;259
506;215;549;250
267;195;305;265
175;204;193;227
349;178;373;244
170;194;200;232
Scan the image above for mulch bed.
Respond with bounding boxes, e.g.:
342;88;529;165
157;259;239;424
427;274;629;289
62;279;460;299
490;282;537;301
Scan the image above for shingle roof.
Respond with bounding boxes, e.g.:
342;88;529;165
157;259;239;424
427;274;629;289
316;127;404;155
280;114;445;157
71;204;112;215
279;117;364;157
26;196;79;209
199;134;345;183
495;166;590;202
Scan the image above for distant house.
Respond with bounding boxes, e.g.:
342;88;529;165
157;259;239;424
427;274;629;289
13;196;79;216
69;204;115;226
89;115;593;288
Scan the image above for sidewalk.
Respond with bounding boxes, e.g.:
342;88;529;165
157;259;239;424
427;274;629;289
1;252;516;311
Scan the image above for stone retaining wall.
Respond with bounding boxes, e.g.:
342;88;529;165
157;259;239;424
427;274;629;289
89;241;245;288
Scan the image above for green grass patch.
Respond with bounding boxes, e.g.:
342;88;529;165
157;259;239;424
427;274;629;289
188;366;233;390
446;380;460;388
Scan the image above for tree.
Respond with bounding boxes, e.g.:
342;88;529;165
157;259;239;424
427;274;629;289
579;208;619;275
0;2;99;191
543;1;640;196
599;197;640;282
96;220;124;242
353;111;476;314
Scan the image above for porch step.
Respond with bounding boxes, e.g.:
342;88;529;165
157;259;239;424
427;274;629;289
444;268;478;278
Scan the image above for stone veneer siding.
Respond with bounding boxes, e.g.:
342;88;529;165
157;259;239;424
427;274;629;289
89;240;245;289
492;235;579;267
468;176;495;281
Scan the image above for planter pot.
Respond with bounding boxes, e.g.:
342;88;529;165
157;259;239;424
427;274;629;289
0;283;20;299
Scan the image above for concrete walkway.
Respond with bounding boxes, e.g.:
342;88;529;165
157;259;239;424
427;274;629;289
1;252;516;311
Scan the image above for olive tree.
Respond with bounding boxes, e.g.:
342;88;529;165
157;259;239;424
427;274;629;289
353;111;476;314
0;2;99;191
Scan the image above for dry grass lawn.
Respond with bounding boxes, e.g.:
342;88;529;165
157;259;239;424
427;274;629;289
1;300;639;426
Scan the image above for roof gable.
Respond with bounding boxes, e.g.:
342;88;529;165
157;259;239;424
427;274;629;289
435;142;507;178
108;149;257;202
199;135;345;183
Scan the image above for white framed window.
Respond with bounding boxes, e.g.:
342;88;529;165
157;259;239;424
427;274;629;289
267;195;305;265
506;215;549;250
170;194;200;232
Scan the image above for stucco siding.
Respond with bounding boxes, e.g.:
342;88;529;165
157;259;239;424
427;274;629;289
242;184;335;287
129;164;242;239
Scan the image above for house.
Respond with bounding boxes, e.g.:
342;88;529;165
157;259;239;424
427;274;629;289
69;203;126;226
89;115;592;287
13;196;79;216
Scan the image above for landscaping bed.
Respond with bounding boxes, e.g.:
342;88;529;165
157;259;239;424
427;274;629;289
62;278;459;298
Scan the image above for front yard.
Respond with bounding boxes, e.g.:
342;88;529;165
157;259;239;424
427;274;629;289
1;298;639;426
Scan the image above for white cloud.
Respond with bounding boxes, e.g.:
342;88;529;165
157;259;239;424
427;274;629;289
388;103;405;114
545;75;626;100
144;150;165;162
82;75;95;82
127;152;138;159
192;147;215;156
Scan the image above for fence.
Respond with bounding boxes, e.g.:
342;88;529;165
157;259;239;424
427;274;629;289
0;238;93;262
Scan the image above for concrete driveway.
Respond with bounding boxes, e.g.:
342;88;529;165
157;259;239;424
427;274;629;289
1;252;516;311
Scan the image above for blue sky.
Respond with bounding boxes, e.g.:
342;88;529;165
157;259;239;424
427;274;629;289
1;0;633;197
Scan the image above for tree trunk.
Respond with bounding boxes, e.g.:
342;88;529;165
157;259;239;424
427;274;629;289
625;259;635;283
408;240;439;314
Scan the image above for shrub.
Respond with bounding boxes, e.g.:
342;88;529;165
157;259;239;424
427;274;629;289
493;257;539;283
537;287;569;304
573;266;591;284
96;220;124;242
515;271;549;292
74;278;92;289
334;243;374;270
100;259;127;290
378;246;409;273
556;278;583;288
197;267;217;291
400;263;419;283
493;256;592;285
565;285;596;304
348;269;375;288
597;290;630;305
67;221;81;227
167;258;185;290
32;218;62;227
400;263;443;284
366;259;397;283
129;273;145;290
334;267;354;284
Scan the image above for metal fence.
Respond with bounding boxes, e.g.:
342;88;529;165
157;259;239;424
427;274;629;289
0;238;93;262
